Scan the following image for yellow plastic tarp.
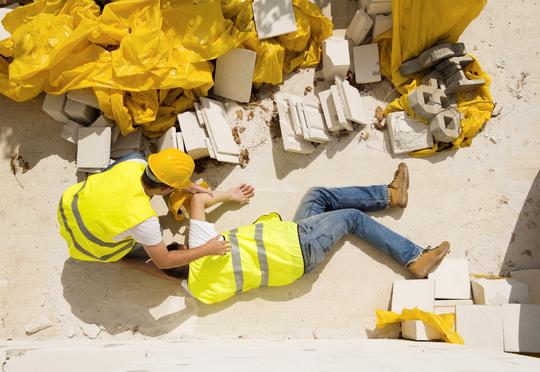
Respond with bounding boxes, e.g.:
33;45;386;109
376;0;494;156
0;0;332;137
376;308;464;344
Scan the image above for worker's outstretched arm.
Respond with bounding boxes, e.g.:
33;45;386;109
190;184;255;221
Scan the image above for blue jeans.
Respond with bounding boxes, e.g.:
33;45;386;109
294;186;423;273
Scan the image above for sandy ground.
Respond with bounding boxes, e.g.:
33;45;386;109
1;0;539;342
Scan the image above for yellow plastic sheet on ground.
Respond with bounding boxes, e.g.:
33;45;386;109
376;0;494;156
376;308;464;344
0;0;332;137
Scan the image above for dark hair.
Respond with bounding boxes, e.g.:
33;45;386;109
141;166;168;189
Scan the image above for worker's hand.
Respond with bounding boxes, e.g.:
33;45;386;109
228;183;255;203
203;235;230;256
185;182;214;197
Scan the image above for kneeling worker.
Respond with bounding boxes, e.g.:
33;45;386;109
183;163;450;304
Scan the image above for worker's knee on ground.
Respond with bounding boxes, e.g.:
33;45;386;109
342;209;367;231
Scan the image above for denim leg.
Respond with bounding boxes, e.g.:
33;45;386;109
103;151;145;172
293;186;388;221
297;209;423;273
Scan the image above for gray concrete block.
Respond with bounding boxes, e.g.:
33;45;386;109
42;93;70;123
445;78;485;96
429;110;461;143
421;71;446;90
400;43;465;76
408;85;446;120
64;98;99;125
435;55;474;72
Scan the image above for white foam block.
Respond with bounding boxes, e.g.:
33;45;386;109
214;48;257;103
401;320;443;341
177;111;209;160
510;269;540;304
471;278;529;305
330;85;353;131
353;43;381;84
456;305;504;351
67;88;100;109
157;127;178;151
200;98;240;156
322;37;351;80
335;77;371;125
64;98;99;125
386;111;433;154
42;93;70;123
301;102;331;143
252;0;297;39
275;93;315;154
318;89;343;132
372;14;393;39
0;8;12;41
60;120;82;144
427;257;471;300
502;304;540;353
346;9;373;45
391;279;435;313
77;127;111;170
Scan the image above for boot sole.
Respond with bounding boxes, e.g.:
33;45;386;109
398;163;409;208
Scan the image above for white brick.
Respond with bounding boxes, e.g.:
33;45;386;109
510;269;540;304
89;115;119;143
64;98;99;125
386;111;434;154
157;127;178;151
252;0;297;39
366;1;392;16
456;305;504;351
391;279;434;313
471;279;529;305
300;102;331;143
353;43;381;84
275;93;315;154
110;130;142;159
200;98;240;156
372;14;393;39
67;88;100;109
401;320;443;341
60;120;83;144
318;89;344;132
502;304;540;353
77;127;111;170
42;93;70;123
176;132;185;152
335;77;371;125
427;257;471;300
330;85;353;131
214;48;257;103
0;8;12;41
322;37;351;80
345;9;373;45
285;96;304;136
177;111;209;160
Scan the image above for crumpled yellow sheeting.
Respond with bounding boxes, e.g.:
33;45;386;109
0;0;332;137
376;308;464;344
377;0;494;156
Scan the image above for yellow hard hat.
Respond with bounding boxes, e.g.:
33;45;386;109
147;148;195;189
168;180;209;221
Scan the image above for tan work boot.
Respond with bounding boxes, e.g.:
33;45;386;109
408;241;450;279
388;162;409;208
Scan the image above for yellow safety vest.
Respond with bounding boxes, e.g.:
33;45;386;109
57;161;156;262
188;213;305;304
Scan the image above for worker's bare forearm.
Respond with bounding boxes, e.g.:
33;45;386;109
194;190;232;208
157;245;211;269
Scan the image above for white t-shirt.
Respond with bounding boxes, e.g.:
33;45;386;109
189;219;221;248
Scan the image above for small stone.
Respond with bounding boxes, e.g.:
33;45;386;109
65;325;76;338
489;136;497;144
25;315;53;335
80;323;102;339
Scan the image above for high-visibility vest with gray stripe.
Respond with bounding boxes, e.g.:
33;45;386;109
57;161;156;262
188;213;304;304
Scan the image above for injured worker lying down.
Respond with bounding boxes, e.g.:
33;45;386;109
126;163;450;304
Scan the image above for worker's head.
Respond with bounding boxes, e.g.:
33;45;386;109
143;149;195;195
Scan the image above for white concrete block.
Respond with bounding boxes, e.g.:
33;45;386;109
177;111;209;160
294;101;311;141
471;279;529;305
434;299;474;306
434;306;455;315
176;132;185;152
366;1;392;16
110;130;141;159
42;93;70;123
214;48;257;103
510;269;540;304
322;37;351;80
330;85;353;131
456;305;504;351
386;111;434;154
67;88;100;109
157;127;177;151
64;98;99;125
300;102;331;143
335;76;371;125
346;9;373;45
427;257;471;300
284;96;304;136
353;43;381;84
391;279;435;313
318;89;344;132
275;93;315;154
89;115;119;143
200;97;240;156
77;127;111;170
60;120;83;144
401;320;443;341
372;14;393;39
205;137;217;159
502;304;540;353
252;0;297;39
0;8;12;41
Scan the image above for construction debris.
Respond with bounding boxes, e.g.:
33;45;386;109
67;88;100;110
365;0;392;16
428;257;472;300
24;315;52;335
353;44;381;84
80;323;102;339
346;9;373;45
471;278;529;305
372;14;393;39
42;93;71;123
76;127;112;173
322;37;351;81
214;48;257;103
110;130;142;159
400;43;466;76
239;149;249;169
386;111;433;154
178;111;210;160
391;279;435;313
274;93;315;154
252;0;297;40
64;98;99;125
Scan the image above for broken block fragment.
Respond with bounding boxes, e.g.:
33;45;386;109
76;127;111;172
252;0;297;40
353;43;381;84
399;43;465;76
366;0;392;16
401;320;443;341
345;9;373;45
372;14;392;39
42;93;70;123
157;127;178;152
199;98;240;163
64;98;99;125
502;304;540;353
335;77;371;125
427;257;471;300
330;85;353;131
429;110;461;143
386;111;433;154
275;93;315;154
456;305;504;351
408;85;446;120
60;120;83;144
110;130;142;159
67;88;100;109
300;102;331;143
471;278;529;305
391;279;435;313
176;132;185;152
213;48;257;103
322;37;351;81
318;89;346;132
177;111;209;160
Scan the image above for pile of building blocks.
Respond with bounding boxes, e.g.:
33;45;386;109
389;257;540;354
251;0;297;40
385;111;433;154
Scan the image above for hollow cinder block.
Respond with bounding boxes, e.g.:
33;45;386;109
400;42;466;76
408;85;446;120
429;110;461;143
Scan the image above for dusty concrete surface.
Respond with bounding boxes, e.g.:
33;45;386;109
1;0;539;342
